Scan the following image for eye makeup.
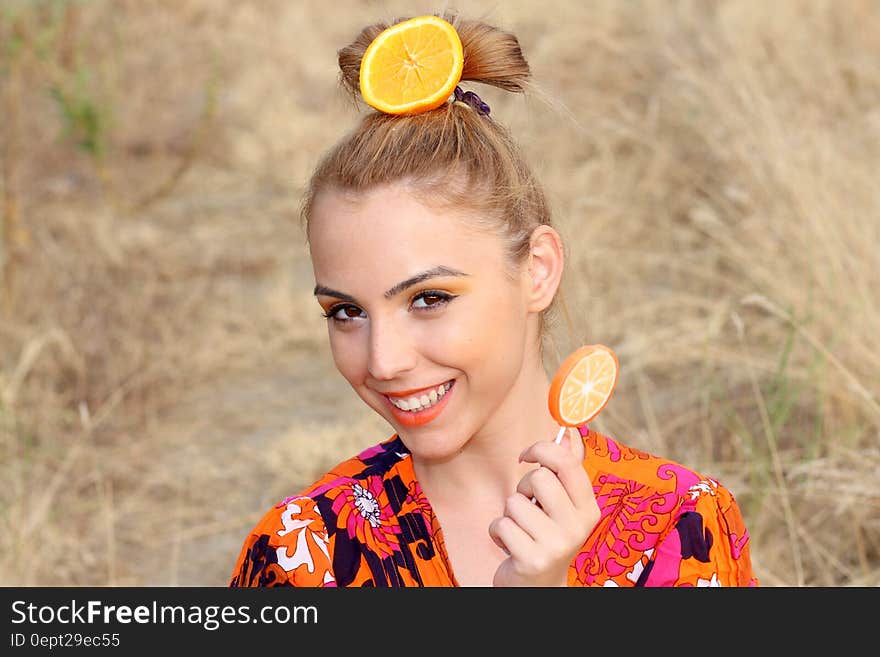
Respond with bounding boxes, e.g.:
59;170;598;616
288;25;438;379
321;289;458;324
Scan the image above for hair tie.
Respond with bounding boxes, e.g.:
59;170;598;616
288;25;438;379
453;86;491;116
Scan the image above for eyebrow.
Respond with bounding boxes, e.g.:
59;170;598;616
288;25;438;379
313;266;470;302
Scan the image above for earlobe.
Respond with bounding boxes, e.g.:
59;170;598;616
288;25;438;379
524;226;565;313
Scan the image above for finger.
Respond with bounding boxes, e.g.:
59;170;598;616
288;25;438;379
502;491;555;543
517;466;578;522
488;513;536;563
517;466;565;507
488;520;510;555
519;442;576;508
557;427;577;452
519;441;596;512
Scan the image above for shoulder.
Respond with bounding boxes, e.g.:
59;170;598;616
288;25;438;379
577;428;758;587
583;428;719;496
229;435;414;587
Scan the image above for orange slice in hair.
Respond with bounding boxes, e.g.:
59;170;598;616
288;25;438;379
359;15;464;115
548;345;619;427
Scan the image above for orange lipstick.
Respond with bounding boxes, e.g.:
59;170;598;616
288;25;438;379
383;381;454;427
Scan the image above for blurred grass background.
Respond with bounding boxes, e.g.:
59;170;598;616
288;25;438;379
1;0;877;586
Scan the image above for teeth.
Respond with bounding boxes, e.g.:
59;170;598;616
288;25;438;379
389;381;452;412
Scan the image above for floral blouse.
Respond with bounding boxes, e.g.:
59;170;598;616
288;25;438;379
229;426;758;587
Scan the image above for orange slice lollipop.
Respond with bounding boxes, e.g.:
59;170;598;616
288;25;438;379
548;344;619;428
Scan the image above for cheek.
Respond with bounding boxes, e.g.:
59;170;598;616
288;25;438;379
422;291;526;358
327;329;367;383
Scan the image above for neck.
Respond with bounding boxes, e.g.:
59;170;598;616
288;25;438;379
411;352;575;507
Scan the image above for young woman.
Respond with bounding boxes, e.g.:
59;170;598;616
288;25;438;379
229;13;758;588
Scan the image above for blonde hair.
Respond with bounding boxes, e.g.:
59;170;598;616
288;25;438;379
299;12;567;347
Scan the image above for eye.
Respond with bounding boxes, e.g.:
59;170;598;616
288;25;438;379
411;290;455;310
322;304;366;323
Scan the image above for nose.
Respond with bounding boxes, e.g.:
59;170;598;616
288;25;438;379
367;314;417;381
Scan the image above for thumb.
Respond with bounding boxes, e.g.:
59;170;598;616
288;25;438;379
557;427;575;452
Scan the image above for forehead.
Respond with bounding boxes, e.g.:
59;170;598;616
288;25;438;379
308;184;505;273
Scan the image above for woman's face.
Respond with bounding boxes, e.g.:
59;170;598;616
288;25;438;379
308;182;536;460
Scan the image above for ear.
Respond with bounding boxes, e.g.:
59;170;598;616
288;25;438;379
522;225;564;313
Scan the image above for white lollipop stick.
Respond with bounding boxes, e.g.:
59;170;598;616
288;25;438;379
553;425;566;444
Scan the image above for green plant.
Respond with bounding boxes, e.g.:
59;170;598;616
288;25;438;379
50;67;107;158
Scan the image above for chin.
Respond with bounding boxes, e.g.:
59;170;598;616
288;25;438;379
402;441;464;464
395;423;471;461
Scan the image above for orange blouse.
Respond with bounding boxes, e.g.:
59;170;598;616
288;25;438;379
230;426;758;587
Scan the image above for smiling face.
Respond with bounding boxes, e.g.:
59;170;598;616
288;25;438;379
308;182;543;461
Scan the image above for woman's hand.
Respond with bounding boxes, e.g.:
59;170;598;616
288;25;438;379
488;437;599;587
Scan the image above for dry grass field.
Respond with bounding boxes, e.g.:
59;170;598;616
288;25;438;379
1;0;878;587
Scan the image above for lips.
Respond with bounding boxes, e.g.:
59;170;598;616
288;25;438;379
384;380;452;398
382;380;455;427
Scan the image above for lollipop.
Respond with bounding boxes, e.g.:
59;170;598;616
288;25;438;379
547;344;619;444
